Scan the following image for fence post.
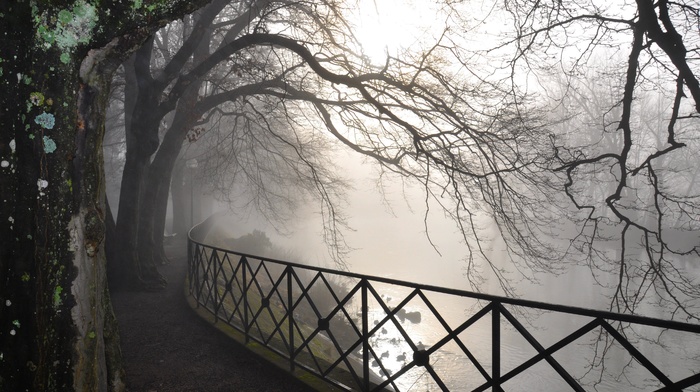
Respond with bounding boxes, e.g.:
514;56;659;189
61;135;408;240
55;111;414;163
362;279;370;392
187;237;192;291
188;240;196;304
242;256;249;344
213;250;221;324
492;302;501;392
288;266;295;372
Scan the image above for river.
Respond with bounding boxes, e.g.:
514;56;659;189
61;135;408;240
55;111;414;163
213;155;700;391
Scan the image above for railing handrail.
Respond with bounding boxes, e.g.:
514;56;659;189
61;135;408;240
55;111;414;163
187;220;700;391
187;225;700;334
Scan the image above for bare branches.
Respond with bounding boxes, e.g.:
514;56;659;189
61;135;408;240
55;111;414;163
637;0;700;111
108;0;700;317
494;0;700;319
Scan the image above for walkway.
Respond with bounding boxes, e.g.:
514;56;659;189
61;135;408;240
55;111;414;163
111;240;316;392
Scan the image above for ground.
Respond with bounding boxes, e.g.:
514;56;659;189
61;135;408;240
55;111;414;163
111;241;316;392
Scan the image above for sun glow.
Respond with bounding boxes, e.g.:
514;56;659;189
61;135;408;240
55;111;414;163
351;0;437;65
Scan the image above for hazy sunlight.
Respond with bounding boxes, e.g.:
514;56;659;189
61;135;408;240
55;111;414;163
351;0;437;65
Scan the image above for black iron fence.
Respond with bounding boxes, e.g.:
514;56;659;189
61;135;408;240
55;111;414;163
187;227;700;391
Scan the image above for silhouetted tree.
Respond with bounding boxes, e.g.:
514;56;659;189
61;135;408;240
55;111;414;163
107;0;555;295
470;0;700;318
108;0;355;289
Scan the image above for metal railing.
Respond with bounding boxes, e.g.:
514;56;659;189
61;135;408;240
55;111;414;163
187;227;700;391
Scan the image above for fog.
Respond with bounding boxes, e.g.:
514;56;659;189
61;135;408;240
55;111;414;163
97;0;700;389
203;147;699;313
208;151;462;280
98;0;700;318
196;150;700;392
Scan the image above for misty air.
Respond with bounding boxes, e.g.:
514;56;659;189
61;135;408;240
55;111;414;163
1;1;700;391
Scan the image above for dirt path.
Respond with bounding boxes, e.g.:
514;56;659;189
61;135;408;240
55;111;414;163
111;241;316;392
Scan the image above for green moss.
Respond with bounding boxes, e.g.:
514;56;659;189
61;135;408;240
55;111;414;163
34;112;55;129
57;9;73;24
34;1;99;59
37;24;56;46
132;0;166;13
53;285;63;308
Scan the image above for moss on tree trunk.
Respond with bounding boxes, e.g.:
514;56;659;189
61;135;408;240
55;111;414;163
0;1;211;390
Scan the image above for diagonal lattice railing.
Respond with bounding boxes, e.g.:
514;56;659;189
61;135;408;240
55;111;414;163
187;229;700;392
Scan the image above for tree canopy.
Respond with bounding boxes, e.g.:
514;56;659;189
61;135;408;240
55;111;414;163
104;0;700;317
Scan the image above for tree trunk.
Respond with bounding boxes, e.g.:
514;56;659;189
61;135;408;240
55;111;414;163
136;26;211;267
171;158;188;236
115;153;167;290
105;195;120;287
138;173;170;265
137;162;176;266
137;89;202;267
0;2;216;390
0;11;129;391
153;178;172;260
112;42;166;291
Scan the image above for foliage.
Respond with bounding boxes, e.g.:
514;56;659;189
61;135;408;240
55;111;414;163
227;230;274;256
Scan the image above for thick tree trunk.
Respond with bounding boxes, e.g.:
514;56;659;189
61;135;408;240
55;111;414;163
105;196;121;287
137;96;201;267
114;152;167;290
136;173;166;267
0;12;128;391
137;165;175;266
153;179;171;259
136;28;210;267
0;2;215;390
112;42;166;291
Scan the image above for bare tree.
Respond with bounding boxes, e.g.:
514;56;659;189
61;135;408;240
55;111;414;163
110;0;558;294
107;0;543;290
182;91;352;256
468;0;700;318
109;0;357;289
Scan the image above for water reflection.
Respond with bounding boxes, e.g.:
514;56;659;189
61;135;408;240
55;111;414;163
346;282;700;391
